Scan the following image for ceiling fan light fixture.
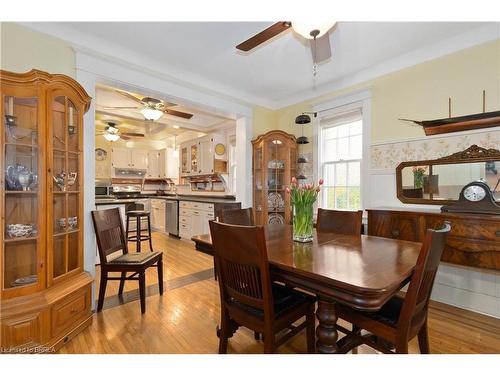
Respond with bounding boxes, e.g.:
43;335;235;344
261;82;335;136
103;133;120;142
291;21;336;39
140;107;164;121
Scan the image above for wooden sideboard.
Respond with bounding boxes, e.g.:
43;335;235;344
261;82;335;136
367;208;500;270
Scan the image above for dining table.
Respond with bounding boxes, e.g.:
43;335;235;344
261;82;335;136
191;224;422;354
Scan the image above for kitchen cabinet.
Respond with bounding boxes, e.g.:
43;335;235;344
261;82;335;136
147;150;162;178
179;134;228;177
178;201;214;239
151;199;166;231
111;148;148;170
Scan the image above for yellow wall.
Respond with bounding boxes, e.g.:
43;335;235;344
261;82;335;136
262;40;500;145
0;22;75;77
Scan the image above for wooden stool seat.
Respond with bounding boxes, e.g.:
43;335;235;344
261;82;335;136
125;210;153;252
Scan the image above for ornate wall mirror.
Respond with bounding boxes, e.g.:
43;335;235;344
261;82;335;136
396;145;500;205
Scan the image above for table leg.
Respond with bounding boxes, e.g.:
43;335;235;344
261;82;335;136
316;298;339;354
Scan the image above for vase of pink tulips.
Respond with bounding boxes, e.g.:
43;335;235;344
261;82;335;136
286;177;323;243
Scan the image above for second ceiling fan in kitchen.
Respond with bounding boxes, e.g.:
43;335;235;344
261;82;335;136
104;90;194;121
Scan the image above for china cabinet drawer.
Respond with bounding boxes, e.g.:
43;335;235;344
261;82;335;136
51;286;91;337
1;310;46;349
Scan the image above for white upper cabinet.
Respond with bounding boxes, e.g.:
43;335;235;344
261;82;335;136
131;149;148;169
147;150;160;177
179;133;228;177
111;148;132;169
112;148;148;170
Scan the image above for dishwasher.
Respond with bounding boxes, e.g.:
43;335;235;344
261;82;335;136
166;200;179;237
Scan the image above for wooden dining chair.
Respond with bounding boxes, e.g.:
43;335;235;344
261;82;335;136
91;208;164;314
334;222;451;354
209;220;316;354
218;207;254;226
316;208;363;235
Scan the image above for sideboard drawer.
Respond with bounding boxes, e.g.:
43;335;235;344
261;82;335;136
51;286;91;338
368;211;419;241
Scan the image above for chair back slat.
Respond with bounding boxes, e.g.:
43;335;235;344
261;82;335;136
398;222;451;332
91;208;128;265
219;208;254;226
316;208;363;235
209;220;272;312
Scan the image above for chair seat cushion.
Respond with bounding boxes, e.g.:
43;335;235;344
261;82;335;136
110;251;161;265
230;283;314;318
126;210;150;217
338;295;404;327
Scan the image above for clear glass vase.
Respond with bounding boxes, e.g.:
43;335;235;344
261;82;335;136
292;203;314;242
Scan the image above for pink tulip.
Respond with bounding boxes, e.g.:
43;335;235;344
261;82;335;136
319;178;324;185
291;176;297;184
316;187;321;192
285;187;290;194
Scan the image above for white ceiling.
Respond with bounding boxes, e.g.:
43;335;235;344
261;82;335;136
26;22;498;108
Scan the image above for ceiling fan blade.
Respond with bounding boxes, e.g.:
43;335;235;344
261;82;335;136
120;135;130;140
164;108;193;119
115;90;144;104
121;132;145;137
102;106;140;110
236;22;291;52
310;33;332;64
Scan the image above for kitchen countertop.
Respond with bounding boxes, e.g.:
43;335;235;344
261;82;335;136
95;194;238;206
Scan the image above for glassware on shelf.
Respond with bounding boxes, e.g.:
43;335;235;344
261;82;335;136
5;164;34;191
53;172;66;191
66;172;77;189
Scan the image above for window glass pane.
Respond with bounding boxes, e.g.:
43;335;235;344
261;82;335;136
350;120;362;135
337;123;349;138
348;161;361;186
337;139;349;160
323;164;335;186
324;139;337;161
335;163;347;186
348;187;361;209
349;134;362;159
335;187;347;209
322;187;335;209
323;126;337;139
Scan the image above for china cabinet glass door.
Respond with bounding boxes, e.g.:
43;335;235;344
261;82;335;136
49;94;81;282
266;138;288;224
2;90;44;293
253;143;264;225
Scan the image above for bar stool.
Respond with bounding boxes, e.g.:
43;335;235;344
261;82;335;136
125;204;153;252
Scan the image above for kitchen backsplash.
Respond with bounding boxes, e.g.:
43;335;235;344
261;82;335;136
370;129;500;170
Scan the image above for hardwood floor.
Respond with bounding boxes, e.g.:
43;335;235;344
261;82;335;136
58;232;500;354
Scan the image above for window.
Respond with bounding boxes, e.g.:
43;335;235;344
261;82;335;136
320;110;363;210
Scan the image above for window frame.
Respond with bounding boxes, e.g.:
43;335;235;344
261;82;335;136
313;89;372;210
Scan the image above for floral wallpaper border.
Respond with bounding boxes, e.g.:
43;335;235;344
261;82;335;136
370;130;500;170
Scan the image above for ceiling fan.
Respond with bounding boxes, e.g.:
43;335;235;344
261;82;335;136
236;21;336;73
95;121;145;142
103;90;193;121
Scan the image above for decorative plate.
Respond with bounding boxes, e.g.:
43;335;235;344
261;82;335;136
95;148;107;161
267;192;284;209
268;213;285;225
11;274;37;287
215;143;226;156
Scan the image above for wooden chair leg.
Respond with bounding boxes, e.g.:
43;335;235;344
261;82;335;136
218;312;229;354
213;258;217;281
263;332;274;354
157;257;164;295
139;271;146;314
136;216;141;252
395;341;408;354
126;215;130;243
118;272;126;295
97;270;108;312
352;324;360;354
147;215;153;251
306;305;316;353
418;320;430;354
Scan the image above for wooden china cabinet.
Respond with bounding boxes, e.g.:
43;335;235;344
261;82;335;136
0;70;93;352
252;130;297;225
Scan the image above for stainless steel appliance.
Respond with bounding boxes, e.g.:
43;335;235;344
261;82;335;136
166;200;179;237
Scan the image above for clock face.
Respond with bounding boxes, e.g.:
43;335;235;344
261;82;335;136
215;143;226;156
463;185;486;202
